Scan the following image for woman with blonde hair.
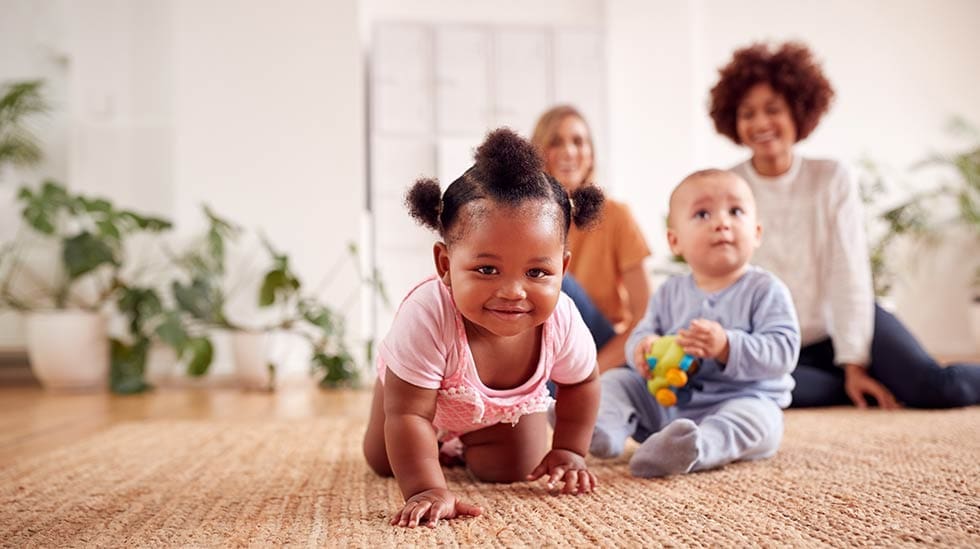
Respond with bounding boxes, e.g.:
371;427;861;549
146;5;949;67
532;105;652;372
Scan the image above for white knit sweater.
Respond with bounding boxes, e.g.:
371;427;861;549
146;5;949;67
731;156;874;366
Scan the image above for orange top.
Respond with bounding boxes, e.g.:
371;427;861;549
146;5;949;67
567;198;651;327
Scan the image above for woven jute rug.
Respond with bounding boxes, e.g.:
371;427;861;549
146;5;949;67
2;408;978;547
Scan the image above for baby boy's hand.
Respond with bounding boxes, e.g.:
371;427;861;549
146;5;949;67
527;448;597;495
633;335;660;378
677;319;730;363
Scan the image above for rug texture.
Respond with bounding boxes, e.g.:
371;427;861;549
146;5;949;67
2;408;978;547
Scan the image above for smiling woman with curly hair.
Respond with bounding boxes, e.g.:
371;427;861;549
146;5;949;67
709;41;980;409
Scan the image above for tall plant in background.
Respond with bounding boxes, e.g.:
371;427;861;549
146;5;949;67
0;80;48;172
858;117;980;298
857;159;933;297
916;117;980;298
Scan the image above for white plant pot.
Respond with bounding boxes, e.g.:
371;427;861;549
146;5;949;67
25;310;109;391
230;330;306;391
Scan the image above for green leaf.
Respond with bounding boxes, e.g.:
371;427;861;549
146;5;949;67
96;219;121;241
303;306;335;333
81;197;112;213
62;231;117;279
207;228;225;273
117;287;163;335
173;277;224;323
110;337;151;394
183;337;213;377
258;269;299;307
313;350;358;387
117;211;172;233
155;311;190;350
21;201;55;234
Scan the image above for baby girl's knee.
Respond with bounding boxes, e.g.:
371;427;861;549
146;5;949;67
363;440;393;477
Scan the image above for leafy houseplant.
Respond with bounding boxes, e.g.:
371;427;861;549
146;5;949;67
915;118;980;299
0;180;214;393
172;209;364;390
857;158;934;298
858;117;980;349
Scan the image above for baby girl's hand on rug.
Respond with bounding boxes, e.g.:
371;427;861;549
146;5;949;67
389;488;482;528
678;319;729;363
527;449;597;495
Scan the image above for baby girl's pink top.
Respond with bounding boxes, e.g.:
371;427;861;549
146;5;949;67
377;276;596;439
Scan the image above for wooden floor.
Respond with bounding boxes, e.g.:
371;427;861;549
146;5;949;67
0;382;373;467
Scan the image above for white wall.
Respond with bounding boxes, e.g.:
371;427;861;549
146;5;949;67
0;0;367;372
606;0;980;356
171;0;364;313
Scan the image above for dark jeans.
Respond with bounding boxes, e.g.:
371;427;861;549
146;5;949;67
549;275;617;398
561;274;616;350
791;304;980;408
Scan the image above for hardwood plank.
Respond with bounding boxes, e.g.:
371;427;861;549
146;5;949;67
0;384;373;467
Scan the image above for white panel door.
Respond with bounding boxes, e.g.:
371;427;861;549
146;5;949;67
435;28;490;135
492;28;550;137
371;23;432;135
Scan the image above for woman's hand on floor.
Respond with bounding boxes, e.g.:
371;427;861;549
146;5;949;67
527;448;598;495
844;363;901;409
390;488;482;528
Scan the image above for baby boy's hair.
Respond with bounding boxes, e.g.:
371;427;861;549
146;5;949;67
667;168;743;226
405;128;604;243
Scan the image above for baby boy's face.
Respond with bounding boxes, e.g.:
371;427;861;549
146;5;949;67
667;172;761;280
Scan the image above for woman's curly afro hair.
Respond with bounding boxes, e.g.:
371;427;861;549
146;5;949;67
708;41;835;144
405;128;604;243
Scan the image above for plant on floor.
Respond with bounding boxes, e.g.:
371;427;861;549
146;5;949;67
0;180;215;393
914;117;980;300
172;208;372;389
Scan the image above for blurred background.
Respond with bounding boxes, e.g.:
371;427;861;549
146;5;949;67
2;0;978;385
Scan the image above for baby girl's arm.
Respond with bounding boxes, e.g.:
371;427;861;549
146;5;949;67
384;372;482;527
528;367;601;494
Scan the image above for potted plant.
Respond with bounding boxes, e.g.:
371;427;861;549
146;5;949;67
857;158;933;302
0;180;214;392
172;208;364;390
858;117;980;348
916;118;980;349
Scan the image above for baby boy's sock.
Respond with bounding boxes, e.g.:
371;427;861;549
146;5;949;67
628;418;700;478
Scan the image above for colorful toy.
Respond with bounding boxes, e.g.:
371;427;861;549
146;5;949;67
645;335;699;407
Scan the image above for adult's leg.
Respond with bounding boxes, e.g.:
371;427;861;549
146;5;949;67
460;412;549;483
562;274;616;349
869;304;980;408
789;339;851;407
629;397;784;478
589;367;670;458
362;379;393;476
